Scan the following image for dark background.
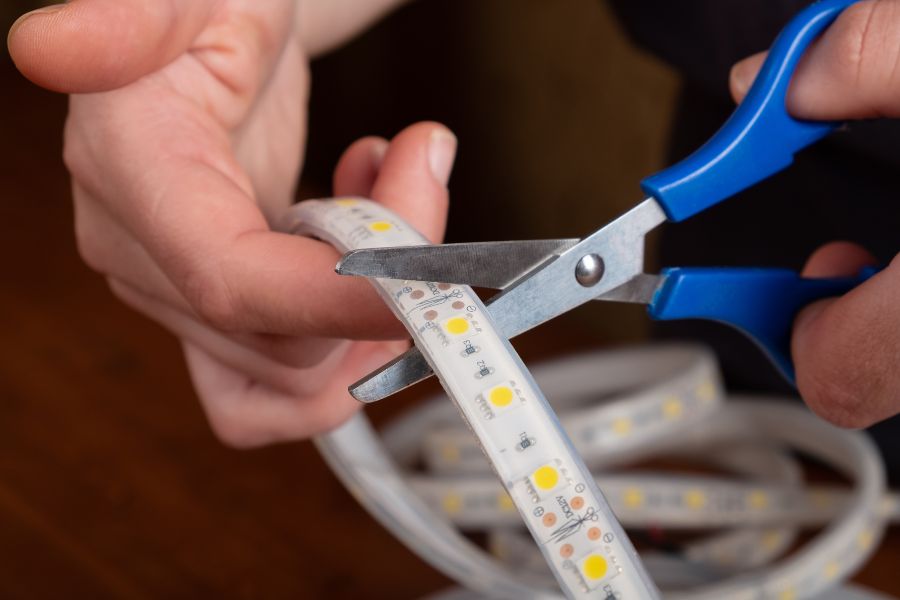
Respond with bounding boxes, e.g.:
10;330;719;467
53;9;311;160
1;0;898;597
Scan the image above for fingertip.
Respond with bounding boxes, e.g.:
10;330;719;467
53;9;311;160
801;241;877;277
729;52;766;104
427;126;457;187
8;4;68;91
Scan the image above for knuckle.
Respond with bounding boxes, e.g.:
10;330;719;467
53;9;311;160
829;4;872;82
73;221;107;274
207;414;264;449
62;116;93;182
835;1;899;89
62;140;84;180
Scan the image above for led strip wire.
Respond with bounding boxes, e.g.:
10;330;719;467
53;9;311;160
281;199;890;599
282;199;660;599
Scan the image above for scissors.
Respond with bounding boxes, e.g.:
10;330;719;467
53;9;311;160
337;0;876;403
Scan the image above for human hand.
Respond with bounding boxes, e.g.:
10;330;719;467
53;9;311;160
7;0;456;446
729;0;899;427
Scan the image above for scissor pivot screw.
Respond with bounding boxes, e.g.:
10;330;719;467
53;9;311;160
575;254;604;287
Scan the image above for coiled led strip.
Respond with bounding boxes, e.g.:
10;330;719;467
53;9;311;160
282;198;660;598
385;376;892;598
281;199;891;600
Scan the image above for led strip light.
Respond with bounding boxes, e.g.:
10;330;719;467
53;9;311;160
281;199;891;600
283;198;659;598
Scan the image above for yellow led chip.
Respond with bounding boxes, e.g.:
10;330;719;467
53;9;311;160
488;385;514;407
580;554;609;582
623;487;644;509
612;418;632;436
369;221;393;232
496;493;515;512
662;396;683;419
478;384;519;419
442;494;463;514
857;529;874;550
440;444;460;464
747;490;769;509
334;198;358;206
532;465;560;491
684;489;706;510
762;531;783;550
444;317;470;335
779;588;797;600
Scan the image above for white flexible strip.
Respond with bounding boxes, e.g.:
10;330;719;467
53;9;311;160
282;199;660;598
281;199;891;600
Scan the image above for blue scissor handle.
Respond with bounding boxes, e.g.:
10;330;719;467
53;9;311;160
640;0;858;222
648;266;878;382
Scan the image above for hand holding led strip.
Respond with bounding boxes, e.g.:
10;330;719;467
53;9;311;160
282;198;660;598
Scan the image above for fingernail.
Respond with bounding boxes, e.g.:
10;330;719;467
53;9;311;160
370;139;389;172
386;339;411;355
428;129;457;186
30;3;67;14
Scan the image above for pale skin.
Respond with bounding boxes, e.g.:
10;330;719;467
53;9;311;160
7;0;900;446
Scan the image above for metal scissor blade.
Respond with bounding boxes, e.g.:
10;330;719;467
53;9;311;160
349;199;667;403
594;273;663;304
485;198;665;340
336;239;579;289
349;346;435;403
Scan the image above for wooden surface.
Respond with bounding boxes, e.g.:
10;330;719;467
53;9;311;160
2;49;899;600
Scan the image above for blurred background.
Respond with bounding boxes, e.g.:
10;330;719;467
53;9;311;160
1;0;898;598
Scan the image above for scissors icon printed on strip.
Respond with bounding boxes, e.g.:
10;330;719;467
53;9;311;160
337;0;877;403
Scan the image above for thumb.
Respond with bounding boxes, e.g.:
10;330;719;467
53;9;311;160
792;241;876;358
791;242;890;429
729;51;766;104
729;1;900;119
8;0;219;93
